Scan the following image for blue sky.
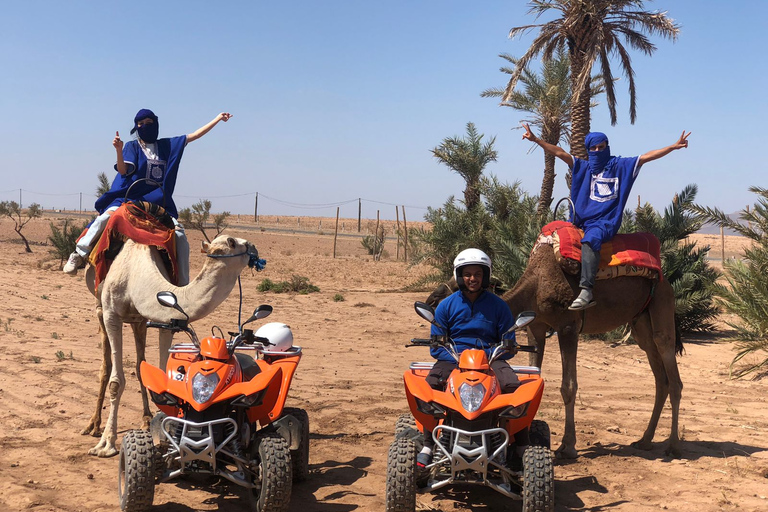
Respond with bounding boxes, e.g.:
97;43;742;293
1;1;764;221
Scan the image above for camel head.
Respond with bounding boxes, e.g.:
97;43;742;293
203;235;264;270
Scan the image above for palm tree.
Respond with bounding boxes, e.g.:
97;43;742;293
483;50;604;213
431;122;498;211
687;187;768;379
502;0;680;159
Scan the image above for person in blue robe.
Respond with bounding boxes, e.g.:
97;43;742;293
521;123;690;309
64;109;233;283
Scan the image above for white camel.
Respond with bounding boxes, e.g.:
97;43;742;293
83;234;257;457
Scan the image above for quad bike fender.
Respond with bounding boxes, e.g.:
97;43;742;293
272;412;303;450
261;354;301;424
403;370;439;433
214;364;283;405
140;360;181;417
486;377;545;435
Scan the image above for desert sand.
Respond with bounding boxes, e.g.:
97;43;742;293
0;214;766;512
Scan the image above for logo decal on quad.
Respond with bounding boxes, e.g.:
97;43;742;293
224;365;236;386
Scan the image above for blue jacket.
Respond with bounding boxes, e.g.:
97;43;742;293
430;290;515;362
570;154;639;252
95;136;187;217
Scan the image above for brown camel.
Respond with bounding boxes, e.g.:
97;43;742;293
82;234;258;457
426;245;683;459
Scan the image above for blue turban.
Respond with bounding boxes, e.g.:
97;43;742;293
585;132;611;174
130;109;158;134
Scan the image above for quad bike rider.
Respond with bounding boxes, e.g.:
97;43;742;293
385;249;554;512
118;292;309;512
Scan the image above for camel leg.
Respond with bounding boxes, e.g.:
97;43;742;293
82;307;111;436
629;314;669;451
647;283;683;457
89;311;125;458
527;323;548;368
130;322;152;430
555;327;580;459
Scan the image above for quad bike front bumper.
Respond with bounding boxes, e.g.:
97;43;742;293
422;424;522;500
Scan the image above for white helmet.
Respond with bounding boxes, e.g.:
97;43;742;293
453;248;492;289
254;322;294;352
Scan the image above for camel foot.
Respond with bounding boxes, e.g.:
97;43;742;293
80;423;103;437
141;415;152;431
631;438;653;451
88;445;118;458
555;444;578;459
664;443;682;459
88;439;118;458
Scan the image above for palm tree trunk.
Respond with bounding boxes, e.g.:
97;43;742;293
568;52;591;190
537;126;561;216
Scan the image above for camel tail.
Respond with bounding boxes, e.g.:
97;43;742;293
674;320;684;356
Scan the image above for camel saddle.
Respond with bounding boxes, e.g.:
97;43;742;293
536;221;662;281
88;201;178;289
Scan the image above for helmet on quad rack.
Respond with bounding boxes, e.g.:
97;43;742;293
254;322;294;352
453;248;491;290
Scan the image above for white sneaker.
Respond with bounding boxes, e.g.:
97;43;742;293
63;252;84;275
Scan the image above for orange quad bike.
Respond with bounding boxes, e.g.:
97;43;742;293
385;301;554;512
118;291;308;512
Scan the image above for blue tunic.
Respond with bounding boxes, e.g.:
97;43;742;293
570;154;640;252
430;290;515;362
94;136;187;217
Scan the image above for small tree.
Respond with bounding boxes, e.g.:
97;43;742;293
431;123;498;212
178;199;230;243
96;172;111;197
0;201;42;253
48;218;92;269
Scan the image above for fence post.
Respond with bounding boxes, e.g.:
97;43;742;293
333;207;340;259
374;210;381;261
402;205;408;263
395;206;401;261
254;192;258;223
358;198;362;233
721;226;725;264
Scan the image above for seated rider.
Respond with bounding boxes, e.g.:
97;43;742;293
521;123;690;310
63;109;233;285
418;248;528;468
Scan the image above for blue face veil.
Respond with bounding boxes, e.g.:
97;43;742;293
130;108;159;143
584;132;610;174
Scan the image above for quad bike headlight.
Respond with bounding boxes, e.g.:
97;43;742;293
192;372;220;404
459;382;486;412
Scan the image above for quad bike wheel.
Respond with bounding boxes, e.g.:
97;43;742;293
248;431;293;512
394;413;416;435
385;437;417;512
521;445;555;512
118;429;156;512
283;407;310;482
529;419;551;449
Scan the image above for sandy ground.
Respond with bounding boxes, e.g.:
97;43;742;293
0;214;766;512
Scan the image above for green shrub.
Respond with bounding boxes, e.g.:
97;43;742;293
258;276;319;294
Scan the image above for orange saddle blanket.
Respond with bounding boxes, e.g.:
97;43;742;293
536;220;662;281
89;202;178;289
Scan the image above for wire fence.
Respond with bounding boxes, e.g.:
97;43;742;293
0;187;431;221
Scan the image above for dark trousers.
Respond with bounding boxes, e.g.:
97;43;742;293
580;242;599;289
426;359;521;393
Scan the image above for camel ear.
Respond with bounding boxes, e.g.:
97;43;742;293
201;240;209;253
227;237;237;248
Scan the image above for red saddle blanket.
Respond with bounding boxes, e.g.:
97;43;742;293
537;221;663;281
89;202;178;289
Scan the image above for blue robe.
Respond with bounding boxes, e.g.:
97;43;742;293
95;135;187;217
430;290;515;362
570;154;640;252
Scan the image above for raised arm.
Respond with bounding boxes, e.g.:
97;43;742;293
186;112;233;144
113;131;127;175
638;130;690;167
521;123;574;168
